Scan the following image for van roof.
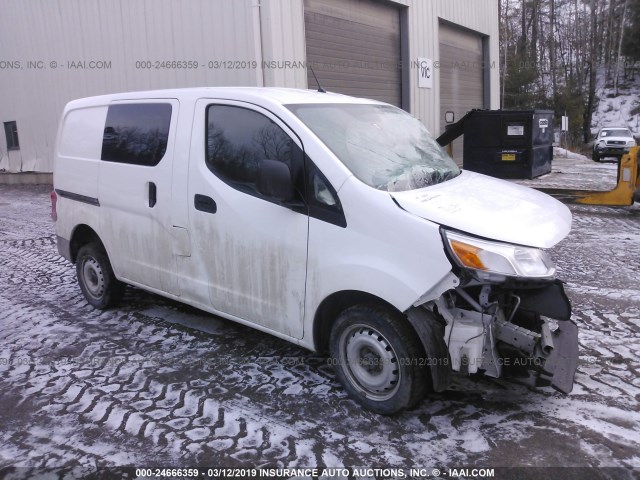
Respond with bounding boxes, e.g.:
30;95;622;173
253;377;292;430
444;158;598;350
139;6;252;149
64;87;383;110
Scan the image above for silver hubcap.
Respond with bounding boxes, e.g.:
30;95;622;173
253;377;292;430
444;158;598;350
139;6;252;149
339;324;400;401
82;257;105;299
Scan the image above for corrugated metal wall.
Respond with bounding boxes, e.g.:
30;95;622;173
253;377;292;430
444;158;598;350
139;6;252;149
0;0;499;173
260;0;308;89
0;0;262;173
403;0;500;138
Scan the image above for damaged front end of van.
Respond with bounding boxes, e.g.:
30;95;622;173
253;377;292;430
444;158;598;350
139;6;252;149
291;100;579;400
395;175;579;395
414;230;578;394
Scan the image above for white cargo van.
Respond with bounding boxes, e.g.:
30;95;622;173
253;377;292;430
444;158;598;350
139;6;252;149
53;87;578;414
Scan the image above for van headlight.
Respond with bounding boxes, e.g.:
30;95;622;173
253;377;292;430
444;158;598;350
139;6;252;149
443;230;556;280
627;140;636;147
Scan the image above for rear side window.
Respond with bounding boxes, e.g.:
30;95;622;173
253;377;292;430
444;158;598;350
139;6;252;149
101;103;171;166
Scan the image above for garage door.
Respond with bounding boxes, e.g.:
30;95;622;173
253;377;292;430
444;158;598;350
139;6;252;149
304;0;402;107
439;24;485;164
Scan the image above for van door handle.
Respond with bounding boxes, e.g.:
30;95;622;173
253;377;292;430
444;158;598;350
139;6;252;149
194;194;217;214
149;182;157;208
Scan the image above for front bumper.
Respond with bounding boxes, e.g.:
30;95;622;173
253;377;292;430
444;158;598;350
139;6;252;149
596;146;631;157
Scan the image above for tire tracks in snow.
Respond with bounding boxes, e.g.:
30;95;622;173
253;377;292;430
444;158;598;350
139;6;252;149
1;185;639;475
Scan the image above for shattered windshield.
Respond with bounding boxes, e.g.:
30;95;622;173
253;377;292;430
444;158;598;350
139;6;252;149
287;103;460;192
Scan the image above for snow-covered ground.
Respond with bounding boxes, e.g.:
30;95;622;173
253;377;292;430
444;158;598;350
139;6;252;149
0;155;639;479
515;147;626;191
516;146;639;208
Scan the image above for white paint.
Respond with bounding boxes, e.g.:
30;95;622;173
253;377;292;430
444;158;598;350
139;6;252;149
391;170;572;249
98;99;180;296
54;86;572;367
185;98;308;339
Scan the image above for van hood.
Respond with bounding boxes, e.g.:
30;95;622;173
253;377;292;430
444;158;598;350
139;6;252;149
390;170;572;249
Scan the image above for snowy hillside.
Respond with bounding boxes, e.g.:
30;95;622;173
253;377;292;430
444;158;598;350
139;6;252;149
591;67;640;138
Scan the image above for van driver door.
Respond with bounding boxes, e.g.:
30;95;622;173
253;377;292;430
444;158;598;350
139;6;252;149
187;99;309;339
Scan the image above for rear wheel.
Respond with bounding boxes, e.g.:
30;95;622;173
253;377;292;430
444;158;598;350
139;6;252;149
329;305;429;415
76;242;124;309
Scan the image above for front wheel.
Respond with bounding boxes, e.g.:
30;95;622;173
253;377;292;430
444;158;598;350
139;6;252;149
329;305;429;414
592;150;600;162
76;242;124;309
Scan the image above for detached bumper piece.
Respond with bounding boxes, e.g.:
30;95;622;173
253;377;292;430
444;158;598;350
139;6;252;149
495;318;579;393
539;320;579;394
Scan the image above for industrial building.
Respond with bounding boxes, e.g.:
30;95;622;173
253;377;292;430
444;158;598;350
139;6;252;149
0;0;499;176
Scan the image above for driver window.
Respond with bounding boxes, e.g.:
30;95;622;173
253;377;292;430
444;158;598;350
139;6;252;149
205;105;294;193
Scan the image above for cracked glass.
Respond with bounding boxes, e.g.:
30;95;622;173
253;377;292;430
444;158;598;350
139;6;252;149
288;103;460;192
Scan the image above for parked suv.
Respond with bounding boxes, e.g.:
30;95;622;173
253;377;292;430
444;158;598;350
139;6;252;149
592;127;636;162
52;87;578;414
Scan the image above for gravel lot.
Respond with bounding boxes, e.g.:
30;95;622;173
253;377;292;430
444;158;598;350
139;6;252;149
0;154;638;479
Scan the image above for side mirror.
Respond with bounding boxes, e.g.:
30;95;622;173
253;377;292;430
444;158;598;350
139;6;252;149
256;159;295;202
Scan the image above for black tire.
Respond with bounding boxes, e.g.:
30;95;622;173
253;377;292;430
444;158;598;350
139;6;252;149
76;242;124;309
329;305;429;415
592;150;600;162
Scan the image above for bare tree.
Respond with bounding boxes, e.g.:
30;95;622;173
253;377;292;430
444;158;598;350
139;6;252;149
549;0;558;102
500;0;636;144
583;0;599;142
614;0;628;94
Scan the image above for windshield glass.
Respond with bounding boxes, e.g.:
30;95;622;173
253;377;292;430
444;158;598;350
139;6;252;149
601;129;632;138
287;103;460;192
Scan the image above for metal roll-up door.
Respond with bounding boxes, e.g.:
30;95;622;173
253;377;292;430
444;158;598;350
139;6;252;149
304;0;402;107
439;24;485;164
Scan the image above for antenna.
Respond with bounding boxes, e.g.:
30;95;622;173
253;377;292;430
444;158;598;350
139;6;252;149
309;66;326;93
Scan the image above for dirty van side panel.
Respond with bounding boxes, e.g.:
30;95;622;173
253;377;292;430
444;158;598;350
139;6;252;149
98;100;179;295
303;176;455;349
186;100;308;339
55;106;107;252
56;106;106;200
